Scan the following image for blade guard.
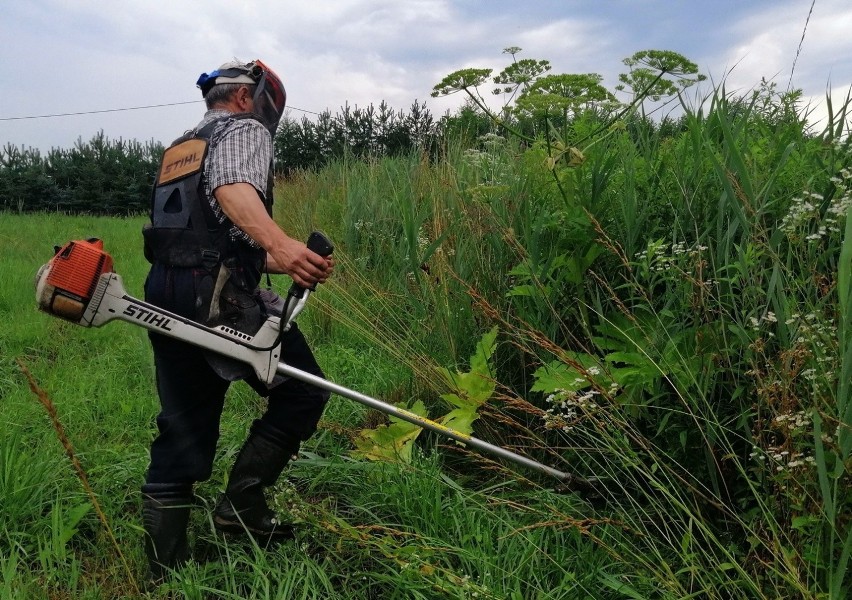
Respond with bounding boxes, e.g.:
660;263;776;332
36;239;114;324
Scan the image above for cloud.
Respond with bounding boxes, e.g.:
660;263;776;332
705;0;852;131
2;0;850;152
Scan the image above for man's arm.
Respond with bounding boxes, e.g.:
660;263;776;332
213;182;332;287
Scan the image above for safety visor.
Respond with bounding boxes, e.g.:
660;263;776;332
249;60;286;135
196;60;286;135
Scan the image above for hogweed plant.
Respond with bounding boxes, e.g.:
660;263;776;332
225;66;852;598
423;72;851;596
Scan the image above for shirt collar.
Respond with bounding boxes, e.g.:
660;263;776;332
197;108;233;129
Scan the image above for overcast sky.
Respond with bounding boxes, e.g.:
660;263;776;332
2;0;851;153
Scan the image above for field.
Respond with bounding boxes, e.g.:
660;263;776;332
1;214;621;599
2;81;852;599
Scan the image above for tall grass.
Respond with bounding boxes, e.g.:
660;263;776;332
273;80;852;597
1;215;621;598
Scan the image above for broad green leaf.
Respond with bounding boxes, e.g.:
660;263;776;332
507;284;544;298
440;405;481;438
352;400;426;463
437;326;498;402
508;262;534;277
438;367;495;404
470;326;498;374
610;365;659;388
604;351;649;366
355;328;499;464
58;502;93;546
531;355;606;393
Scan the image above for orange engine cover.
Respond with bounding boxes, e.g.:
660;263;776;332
45;239;114;301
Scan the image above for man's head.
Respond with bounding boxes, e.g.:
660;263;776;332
196;59;287;135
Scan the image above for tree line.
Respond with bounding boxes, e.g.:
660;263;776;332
0;101;457;215
1;48;705;215
0;133;163;215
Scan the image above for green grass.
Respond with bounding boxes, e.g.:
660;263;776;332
1;213;622;599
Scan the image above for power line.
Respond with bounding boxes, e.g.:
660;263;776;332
289;105;321;116
0;100;201;121
0;100;320;121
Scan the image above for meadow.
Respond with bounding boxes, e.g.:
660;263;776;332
2;78;852;599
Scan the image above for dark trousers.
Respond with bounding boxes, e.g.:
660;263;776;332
144;265;330;485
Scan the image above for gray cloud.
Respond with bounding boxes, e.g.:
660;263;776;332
2;0;849;152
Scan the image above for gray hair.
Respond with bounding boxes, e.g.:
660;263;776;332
203;59;255;109
204;82;255;109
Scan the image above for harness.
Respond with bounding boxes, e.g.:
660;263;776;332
143;113;273;272
143;115;276;379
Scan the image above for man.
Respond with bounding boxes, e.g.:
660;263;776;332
140;59;334;580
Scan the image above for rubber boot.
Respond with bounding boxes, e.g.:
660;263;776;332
214;420;298;539
141;483;193;584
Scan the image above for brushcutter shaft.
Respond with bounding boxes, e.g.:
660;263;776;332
275;361;582;485
37;234;597;493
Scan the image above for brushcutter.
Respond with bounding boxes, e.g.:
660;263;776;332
35;235;597;494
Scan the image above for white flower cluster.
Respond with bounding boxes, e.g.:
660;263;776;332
780;192;821;236
479;132;506;149
634;240;710;275
270;479;310;523
785;311;837;396
772;409;810;431
781;168;852;242
462;148;487;169
353;217;396;252
414;225;453;258
461;134;511;185
748;311;778;331
785;312;835;362
417;226;429;252
750;410;819;474
749;445;816;472
543;387;600;433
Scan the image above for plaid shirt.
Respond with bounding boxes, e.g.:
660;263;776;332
195;109;272;248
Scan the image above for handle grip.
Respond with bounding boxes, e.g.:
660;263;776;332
306;231;334;258
289;231;334;296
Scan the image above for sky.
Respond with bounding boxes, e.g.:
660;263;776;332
2;0;851;153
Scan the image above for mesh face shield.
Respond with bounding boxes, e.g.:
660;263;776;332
197;59;287;135
249;60;286;135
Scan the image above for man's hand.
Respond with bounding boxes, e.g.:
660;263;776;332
214;182;334;288
266;240;334;287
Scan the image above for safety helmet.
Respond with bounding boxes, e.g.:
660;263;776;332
196;59;287;135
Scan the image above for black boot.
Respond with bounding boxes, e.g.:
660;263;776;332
214;420;298;539
141;483;193;583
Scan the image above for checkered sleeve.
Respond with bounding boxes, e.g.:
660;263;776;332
204;117;273;247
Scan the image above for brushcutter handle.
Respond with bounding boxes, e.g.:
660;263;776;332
307;231;335;260
288;231;334;297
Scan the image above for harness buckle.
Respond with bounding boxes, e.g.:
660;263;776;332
201;249;220;269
